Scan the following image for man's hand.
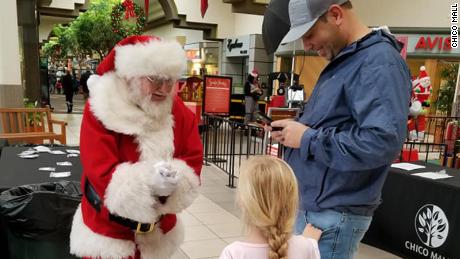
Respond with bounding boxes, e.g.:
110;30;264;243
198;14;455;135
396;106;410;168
151;161;180;196
303;223;322;241
269;119;310;148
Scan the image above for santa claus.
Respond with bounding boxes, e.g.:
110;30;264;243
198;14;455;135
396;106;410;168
69;35;203;258
408;66;432;141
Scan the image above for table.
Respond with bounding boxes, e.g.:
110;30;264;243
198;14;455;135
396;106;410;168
362;162;460;259
0;146;82;259
0;146;82;190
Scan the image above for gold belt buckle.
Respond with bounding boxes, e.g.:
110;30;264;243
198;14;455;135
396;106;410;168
136;222;155;234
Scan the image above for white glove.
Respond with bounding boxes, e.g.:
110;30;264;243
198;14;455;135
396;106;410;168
151;161;180;196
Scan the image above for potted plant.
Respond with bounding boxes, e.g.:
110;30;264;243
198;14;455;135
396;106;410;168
23;99;45;138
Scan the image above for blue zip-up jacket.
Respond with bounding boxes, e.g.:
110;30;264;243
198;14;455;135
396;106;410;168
285;30;411;216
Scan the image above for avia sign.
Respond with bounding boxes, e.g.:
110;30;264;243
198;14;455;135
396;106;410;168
415;36;452;51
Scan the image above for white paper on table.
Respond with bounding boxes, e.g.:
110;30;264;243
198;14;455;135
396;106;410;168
39;167;56;171
50;171;71;178
67;154;79;158
57;161;72;166
66;149;80;154
391;163;426;171
49;150;66;155
411;172;453;180
19;154;39;159
34;146;51;153
18;150;37;156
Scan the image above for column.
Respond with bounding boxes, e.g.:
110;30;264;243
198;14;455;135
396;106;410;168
0;0;23;108
17;0;41;104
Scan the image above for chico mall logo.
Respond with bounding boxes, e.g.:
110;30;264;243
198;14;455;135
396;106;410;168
415;204;449;248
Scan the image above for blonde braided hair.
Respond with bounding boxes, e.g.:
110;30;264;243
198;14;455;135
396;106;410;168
237;156;299;259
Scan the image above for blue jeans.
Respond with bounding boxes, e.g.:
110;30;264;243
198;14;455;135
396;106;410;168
295;209;372;259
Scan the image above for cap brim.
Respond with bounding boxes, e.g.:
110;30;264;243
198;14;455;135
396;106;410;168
280;17;319;45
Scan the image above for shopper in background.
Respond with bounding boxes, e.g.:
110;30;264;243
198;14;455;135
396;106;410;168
79;70;92;100
62;69;74;113
219;156;321;259
267;0;411;258
244;69;263;124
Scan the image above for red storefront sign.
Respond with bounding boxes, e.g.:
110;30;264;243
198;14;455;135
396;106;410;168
415;36;452;51
203;76;232;114
396;36;408;59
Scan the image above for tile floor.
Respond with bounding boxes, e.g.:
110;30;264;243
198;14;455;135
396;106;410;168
57;113;400;259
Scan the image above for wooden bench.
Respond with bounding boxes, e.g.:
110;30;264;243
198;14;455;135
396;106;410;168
0;106;67;145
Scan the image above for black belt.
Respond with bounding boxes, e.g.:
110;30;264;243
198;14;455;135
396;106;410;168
84;178;159;233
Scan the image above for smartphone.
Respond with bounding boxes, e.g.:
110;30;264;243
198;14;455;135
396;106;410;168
254;112;283;131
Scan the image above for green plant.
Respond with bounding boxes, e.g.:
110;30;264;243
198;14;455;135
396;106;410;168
23;99;42;127
436;64;459;115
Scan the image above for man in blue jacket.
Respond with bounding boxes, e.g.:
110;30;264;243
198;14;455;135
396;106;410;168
269;0;411;258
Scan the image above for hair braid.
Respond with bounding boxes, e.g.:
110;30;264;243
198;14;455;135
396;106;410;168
266;226;289;259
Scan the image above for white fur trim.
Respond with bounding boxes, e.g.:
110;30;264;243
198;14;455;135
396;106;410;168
70;205;136;259
115;39;186;80
158;159;200;214
104;161;165;223
136;218;185;259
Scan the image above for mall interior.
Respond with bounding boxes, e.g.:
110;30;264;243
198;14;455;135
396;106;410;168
0;0;459;259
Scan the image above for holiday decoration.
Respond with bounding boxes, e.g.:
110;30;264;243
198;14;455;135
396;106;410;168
111;0;146;38
145;0;150;19
201;0;208;18
408;66;432;141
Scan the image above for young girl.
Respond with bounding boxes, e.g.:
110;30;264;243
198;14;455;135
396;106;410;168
220;156;321;259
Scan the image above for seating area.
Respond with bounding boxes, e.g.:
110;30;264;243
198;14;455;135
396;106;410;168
0;106;67;145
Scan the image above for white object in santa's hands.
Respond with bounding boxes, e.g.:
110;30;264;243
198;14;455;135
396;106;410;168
151;161;180;196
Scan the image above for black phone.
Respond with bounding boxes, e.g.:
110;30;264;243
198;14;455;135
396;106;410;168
254;112;283;131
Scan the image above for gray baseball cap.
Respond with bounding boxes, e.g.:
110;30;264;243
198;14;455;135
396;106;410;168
281;0;349;44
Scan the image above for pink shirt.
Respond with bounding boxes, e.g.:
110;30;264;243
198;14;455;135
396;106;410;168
219;235;320;259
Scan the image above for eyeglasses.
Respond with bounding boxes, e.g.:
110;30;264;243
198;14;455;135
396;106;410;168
145;76;174;88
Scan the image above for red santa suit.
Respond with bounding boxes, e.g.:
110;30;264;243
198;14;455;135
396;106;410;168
408;66;432;140
70;36;203;259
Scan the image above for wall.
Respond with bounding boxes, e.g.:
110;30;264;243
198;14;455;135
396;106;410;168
352;0;450;28
173;0;263;38
233;13;263;35
48;0;85;10
0;0;22;107
145;24;205;43
38;19;55;42
174;0;235;38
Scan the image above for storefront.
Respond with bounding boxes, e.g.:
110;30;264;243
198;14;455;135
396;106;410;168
221;34;273;121
275;28;460;110
184;41;220;77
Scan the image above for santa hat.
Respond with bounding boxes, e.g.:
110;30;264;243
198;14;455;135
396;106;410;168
250;69;259;77
418;66;428;80
96;35;186;79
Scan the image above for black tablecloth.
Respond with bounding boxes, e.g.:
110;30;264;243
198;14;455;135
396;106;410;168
0;146;82;191
363;161;460;259
0;146;82;259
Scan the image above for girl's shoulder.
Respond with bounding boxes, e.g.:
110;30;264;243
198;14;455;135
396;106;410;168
288;235;320;259
219;241;268;259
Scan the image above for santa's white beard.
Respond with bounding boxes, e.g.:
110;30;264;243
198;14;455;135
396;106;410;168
127;79;173;120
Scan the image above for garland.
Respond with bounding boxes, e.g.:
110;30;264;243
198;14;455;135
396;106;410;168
111;0;146;38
